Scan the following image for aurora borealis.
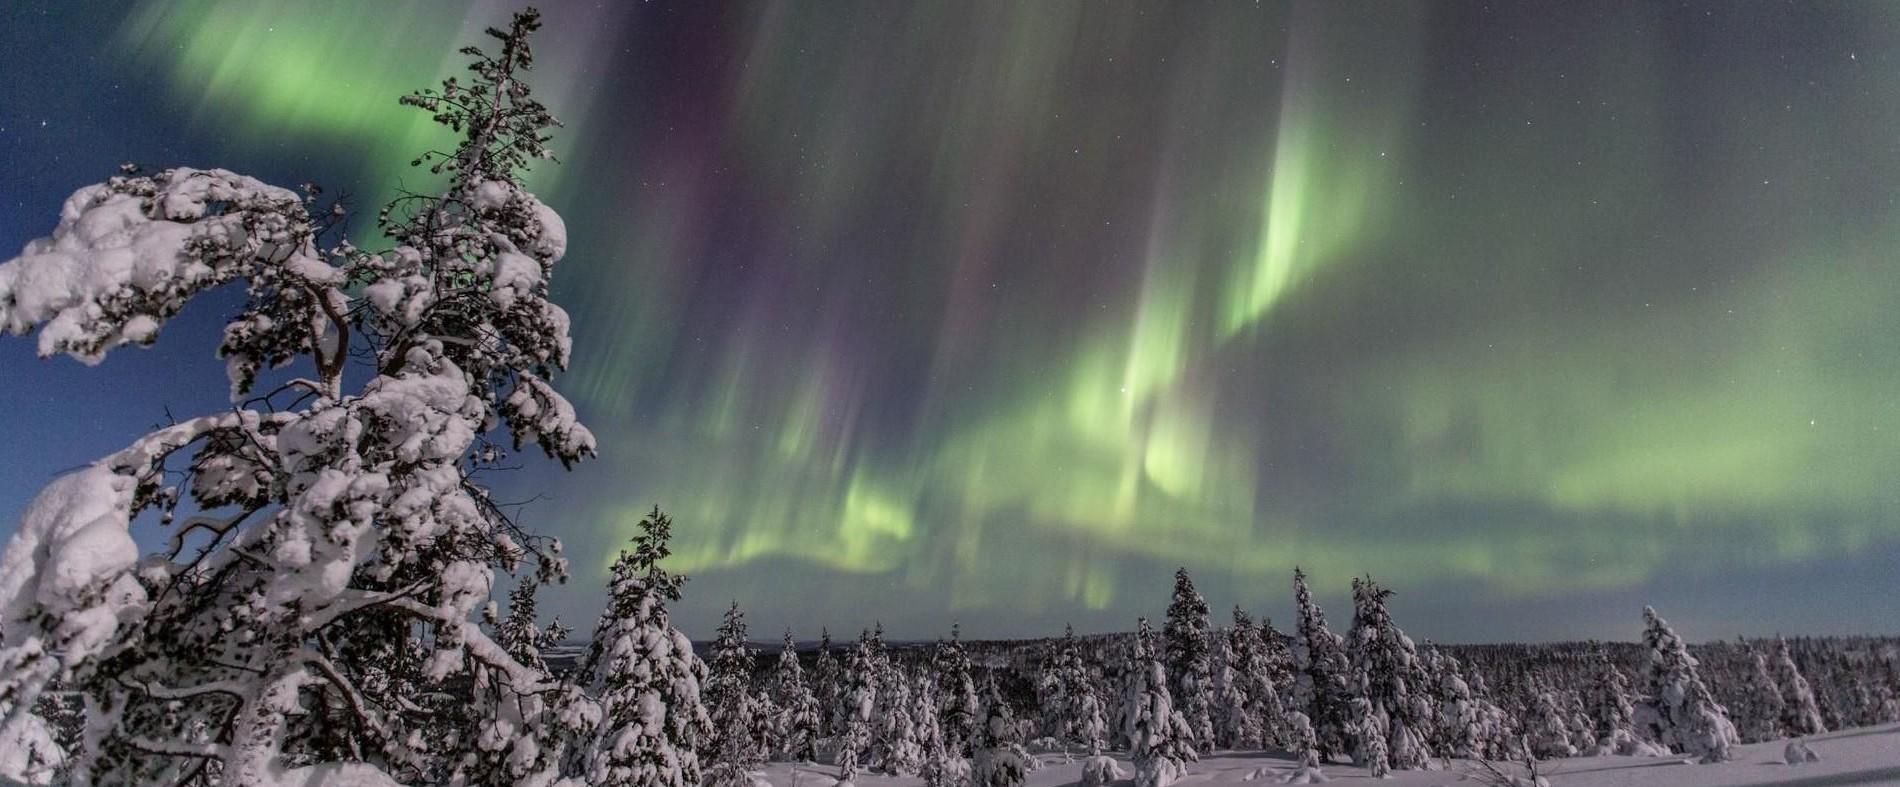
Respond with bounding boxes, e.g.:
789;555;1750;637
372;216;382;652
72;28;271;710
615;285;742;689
3;1;1900;641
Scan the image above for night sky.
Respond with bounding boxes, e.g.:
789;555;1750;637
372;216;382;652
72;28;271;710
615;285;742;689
3;1;1899;642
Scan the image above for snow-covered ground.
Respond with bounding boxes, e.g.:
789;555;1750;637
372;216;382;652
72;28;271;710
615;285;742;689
761;723;1900;787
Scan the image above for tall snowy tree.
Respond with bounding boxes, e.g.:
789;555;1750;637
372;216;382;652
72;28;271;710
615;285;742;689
705;602;764;787
812;629;843;739
1771;636;1826;737
1585;646;1641;756
916;677;968;787
1739;647;1784;743
1162;569;1217;752
936;624;982;758
1209;626;1253;750
971;678;1034;787
770;630;822;762
1124;618;1196;787
0;10;595;785
1290;568;1353;762
1229;609;1286;749
1632;606;1737;763
835;630;880;783
1344;577;1433;770
581;507;711;787
1040;624;1108;752
879;669;925;776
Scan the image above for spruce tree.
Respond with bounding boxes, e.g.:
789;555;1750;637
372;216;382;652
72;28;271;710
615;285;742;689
1230;609;1286;749
705;602;764;787
836;630;880;783
1740;647;1784;743
582;507;713;787
1042;624;1108;752
1632;606;1737;763
1585;646;1641;755
770;630;822;762
880;669;925;776
936;624;982;757
971;678;1035;787
1291;568;1353;762
1124;618;1196;787
496;580;551;672
1524;681;1579;758
1210;625;1254;750
812;629;843;739
1771;636;1826;737
1343;577;1433;770
1163;569;1217;751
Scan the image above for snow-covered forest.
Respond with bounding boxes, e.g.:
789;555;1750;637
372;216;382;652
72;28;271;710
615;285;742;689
1;8;1898;787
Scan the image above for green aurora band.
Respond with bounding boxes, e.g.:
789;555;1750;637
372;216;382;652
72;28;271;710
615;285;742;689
110;1;1900;636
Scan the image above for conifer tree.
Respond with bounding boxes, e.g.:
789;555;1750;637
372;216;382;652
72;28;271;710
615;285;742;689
836;630;880;783
1632;606;1737;763
813;629;843;738
937;624;982;757
1163;569;1217;751
0;10;592;783
582;507;712;787
705;602;764;787
1291;568;1353;762
1343;577;1433;770
1210;625;1254;749
1230;609;1286;749
1584;646;1641;755
1740;647;1784;743
1524;682;1579;758
770;630;822;762
971;678;1035;787
1771;636;1826;737
1125;618;1197;787
497;580;552;672
880;669;925;776
1041;624;1108;752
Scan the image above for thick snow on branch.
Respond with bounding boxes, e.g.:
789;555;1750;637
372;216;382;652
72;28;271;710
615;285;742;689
0;168;309;366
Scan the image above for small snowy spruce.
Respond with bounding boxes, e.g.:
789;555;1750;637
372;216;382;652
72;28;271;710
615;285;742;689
1162;569;1217;752
770;630;823;762
705;602;766;787
1290;568;1353;763
1631;606;1738;763
580;507;713;787
1124;618;1196;787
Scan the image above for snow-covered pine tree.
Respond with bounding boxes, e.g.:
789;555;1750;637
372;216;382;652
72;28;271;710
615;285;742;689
1280;710;1326;782
1226;609;1281;750
1125;618;1197;787
1343;577;1433;770
936;624;982;757
0;10;597;784
705;602;765;787
1632;606;1737;763
1041;624;1107;752
770;630;822;762
1740;646;1784;743
1771;636;1826;737
497;579;552;672
1163;569;1217;751
916;669;970;787
1523;682;1578;758
970;678;1034;787
1423;647;1483;759
581;507;711;787
1586;646;1641;755
812;629;842;739
879;669;924;776
1350;697;1391;778
1210;625;1253;750
1291;568;1353;763
835;630;880;783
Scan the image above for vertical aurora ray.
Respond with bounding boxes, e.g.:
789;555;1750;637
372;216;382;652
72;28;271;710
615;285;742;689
63;0;1900;637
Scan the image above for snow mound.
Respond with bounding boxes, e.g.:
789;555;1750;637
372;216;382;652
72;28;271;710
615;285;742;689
1783;738;1820;765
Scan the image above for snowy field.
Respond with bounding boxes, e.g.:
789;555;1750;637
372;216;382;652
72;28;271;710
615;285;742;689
762;723;1900;787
